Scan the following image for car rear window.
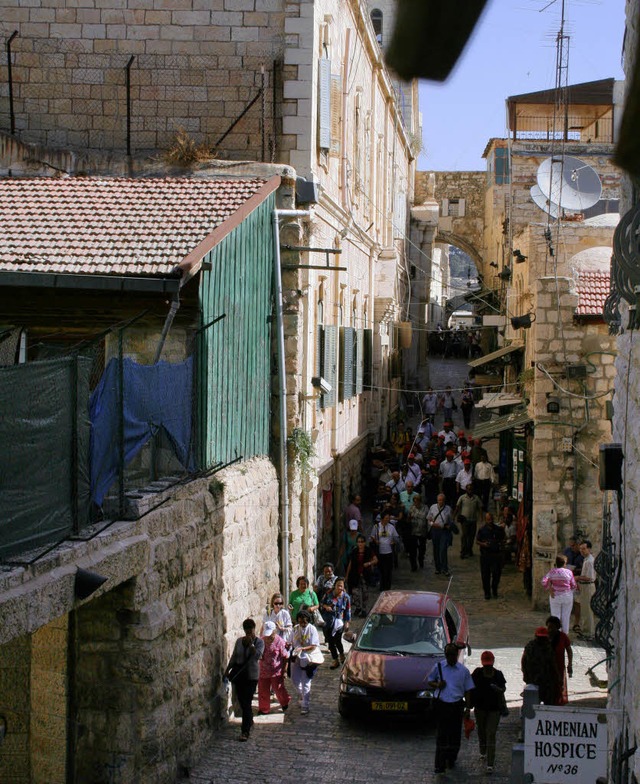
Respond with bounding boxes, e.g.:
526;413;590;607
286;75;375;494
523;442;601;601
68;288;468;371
356;613;447;655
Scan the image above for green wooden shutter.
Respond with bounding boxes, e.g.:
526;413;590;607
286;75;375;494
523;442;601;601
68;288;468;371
363;328;373;390
322;325;337;408
315;324;324;410
339;326;355;401
355;328;364;394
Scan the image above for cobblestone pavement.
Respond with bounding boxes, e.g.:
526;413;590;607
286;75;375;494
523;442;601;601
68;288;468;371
182;359;608;784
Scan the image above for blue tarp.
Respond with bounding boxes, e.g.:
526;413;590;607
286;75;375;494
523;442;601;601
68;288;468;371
90;356;195;506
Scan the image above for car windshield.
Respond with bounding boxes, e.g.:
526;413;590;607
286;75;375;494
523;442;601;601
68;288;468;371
356;613;447;655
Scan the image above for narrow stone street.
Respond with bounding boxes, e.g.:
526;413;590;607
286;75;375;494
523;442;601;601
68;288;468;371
183;359;607;784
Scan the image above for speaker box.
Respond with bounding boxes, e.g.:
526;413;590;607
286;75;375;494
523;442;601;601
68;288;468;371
599;443;623;491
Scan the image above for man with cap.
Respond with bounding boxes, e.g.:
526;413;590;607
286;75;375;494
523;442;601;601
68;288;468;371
455;457;475;497
455;483;483;559
428;642;474;775
470;437;487;467
476;513;506;599
224;618;265;741
369;510;400;590
439;451;459;509
418;419;436;445
438;421;458;447
471;651;507;774
521;627;558;705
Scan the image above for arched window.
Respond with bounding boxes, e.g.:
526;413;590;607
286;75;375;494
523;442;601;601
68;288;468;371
371;9;383;44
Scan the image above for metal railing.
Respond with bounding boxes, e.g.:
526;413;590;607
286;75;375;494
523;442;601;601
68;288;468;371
511;115;613;143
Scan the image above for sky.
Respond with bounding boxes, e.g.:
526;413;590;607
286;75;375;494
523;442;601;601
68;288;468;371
418;0;626;172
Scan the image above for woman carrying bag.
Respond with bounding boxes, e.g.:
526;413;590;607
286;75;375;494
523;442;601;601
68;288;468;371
345;534;378;617
320;577;352;668
223;618;265;742
290;610;323;715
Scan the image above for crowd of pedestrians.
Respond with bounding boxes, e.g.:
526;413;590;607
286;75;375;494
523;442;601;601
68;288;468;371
222;382;599;778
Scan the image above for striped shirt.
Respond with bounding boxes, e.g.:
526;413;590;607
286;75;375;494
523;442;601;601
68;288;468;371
541;567;577;596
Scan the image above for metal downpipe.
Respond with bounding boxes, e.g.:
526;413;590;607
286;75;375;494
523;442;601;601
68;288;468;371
272;208;310;602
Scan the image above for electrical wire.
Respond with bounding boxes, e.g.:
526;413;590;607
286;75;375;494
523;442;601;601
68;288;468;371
536;362;614;400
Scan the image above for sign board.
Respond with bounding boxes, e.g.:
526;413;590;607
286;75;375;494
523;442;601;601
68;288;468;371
524;704;608;783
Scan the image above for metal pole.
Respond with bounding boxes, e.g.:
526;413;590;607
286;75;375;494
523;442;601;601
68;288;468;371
272;208;311;603
271;59;277;162
7;31;18;136
118;329;125;519
126;56;135;156
261;64;266;162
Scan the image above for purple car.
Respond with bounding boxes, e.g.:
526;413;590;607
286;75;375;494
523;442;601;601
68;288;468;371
338;590;470;719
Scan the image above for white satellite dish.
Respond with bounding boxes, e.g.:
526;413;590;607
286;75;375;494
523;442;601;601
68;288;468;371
530;184;561;219
537;155;602;212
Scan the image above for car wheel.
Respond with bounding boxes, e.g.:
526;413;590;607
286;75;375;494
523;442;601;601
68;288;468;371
338;699;352;720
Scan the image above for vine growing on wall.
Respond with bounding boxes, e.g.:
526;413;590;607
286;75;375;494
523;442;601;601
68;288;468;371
288;428;316;476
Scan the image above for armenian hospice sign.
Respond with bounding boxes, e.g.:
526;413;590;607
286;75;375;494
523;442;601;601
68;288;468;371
524;705;609;782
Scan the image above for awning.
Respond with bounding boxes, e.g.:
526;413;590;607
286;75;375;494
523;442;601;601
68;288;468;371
471;409;532;440
468;343;523;368
475;393;524;410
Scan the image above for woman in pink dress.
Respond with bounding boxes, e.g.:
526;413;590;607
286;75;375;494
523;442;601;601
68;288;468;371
257;621;290;715
541;555;576;634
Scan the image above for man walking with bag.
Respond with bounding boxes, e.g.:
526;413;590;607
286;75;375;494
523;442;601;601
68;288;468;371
428;643;474;775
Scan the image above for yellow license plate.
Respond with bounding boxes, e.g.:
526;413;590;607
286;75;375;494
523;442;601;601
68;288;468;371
371;701;408;711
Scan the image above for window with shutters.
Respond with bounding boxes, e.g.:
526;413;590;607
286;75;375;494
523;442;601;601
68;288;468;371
330;72;342;155
441;198;466;218
318;58;332;150
363;328;373;390
339;326;356;402
321;325;338;408
355;328;364;394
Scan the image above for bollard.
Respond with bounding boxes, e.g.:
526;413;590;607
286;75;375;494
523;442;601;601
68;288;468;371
510;686;539;783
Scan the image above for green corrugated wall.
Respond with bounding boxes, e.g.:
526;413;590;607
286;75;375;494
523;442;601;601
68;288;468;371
198;195;274;467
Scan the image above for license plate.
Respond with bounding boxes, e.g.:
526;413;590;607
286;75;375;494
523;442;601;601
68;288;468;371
371;701;408;711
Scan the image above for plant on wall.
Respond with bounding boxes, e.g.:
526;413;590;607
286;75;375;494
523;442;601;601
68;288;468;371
288;428;316;476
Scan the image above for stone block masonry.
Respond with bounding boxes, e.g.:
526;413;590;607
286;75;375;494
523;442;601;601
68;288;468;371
0;457;281;784
0;1;287;157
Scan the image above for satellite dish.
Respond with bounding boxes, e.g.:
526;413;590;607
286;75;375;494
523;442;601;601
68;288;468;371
530;185;561;219
537;155;602;212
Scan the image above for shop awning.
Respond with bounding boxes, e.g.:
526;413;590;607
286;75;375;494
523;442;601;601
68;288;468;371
468;343;523;368
471;409;532;440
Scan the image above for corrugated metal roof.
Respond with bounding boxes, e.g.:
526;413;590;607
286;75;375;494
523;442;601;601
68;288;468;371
0;176;277;278
575;270;610;317
507;78;615;107
468;343;523;368
471;409;532;440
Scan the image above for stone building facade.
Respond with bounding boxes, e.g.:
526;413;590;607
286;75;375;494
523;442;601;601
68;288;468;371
608;0;640;778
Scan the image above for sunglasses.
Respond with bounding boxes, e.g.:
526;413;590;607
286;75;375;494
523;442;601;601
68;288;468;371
273;601;283;605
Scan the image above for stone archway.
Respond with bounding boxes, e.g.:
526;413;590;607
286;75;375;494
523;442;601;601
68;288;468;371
436;230;483;269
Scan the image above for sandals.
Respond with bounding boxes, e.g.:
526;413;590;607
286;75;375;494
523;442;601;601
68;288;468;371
572;625;581;632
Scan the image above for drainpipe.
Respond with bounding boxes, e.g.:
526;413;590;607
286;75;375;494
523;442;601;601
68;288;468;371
572;392;590;531
272;208;311;601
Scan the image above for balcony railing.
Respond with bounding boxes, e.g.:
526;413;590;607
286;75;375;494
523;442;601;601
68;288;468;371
511;115;613;143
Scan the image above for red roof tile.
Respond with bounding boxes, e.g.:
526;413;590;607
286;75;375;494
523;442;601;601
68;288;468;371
0;177;275;278
575;270;610;316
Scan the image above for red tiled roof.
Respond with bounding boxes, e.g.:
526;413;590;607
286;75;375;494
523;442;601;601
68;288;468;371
0;176;277;278
575;270;610;316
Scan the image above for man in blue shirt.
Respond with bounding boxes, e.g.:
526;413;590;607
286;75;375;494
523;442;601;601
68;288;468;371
428;643;474;775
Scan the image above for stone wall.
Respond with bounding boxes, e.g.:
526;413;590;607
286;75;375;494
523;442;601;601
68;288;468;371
0;0;287;158
0;457;280;784
529;277;614;607
415;170;486;265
